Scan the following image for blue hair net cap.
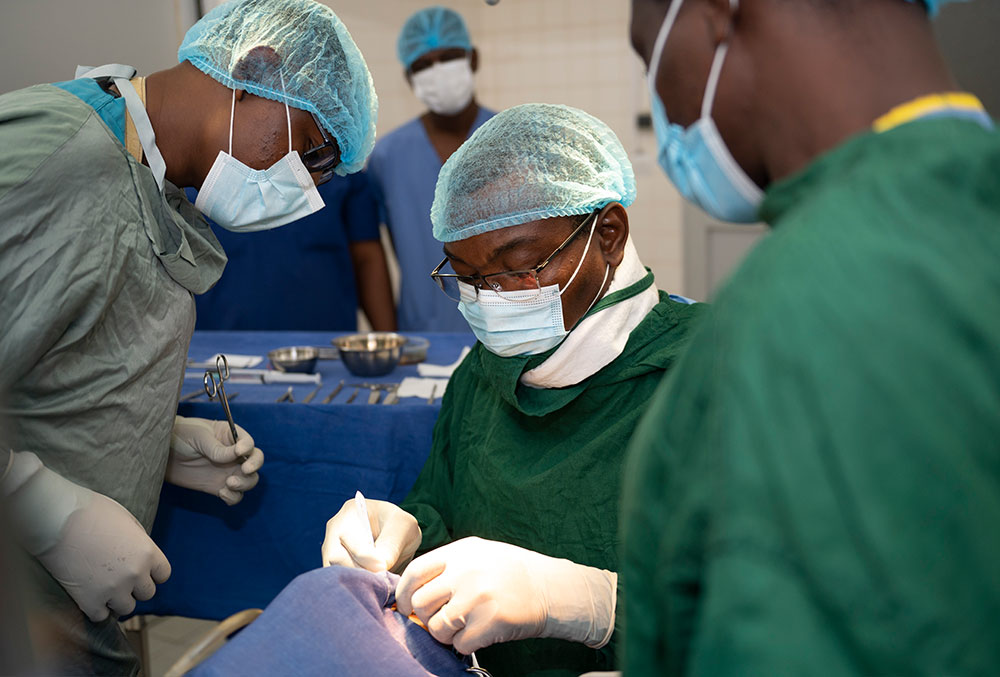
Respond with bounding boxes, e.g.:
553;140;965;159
431;103;637;243
397;6;472;70
178;0;377;175
906;0;969;17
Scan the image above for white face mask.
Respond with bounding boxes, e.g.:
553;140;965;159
195;89;325;233
411;57;475;116
457;213;610;358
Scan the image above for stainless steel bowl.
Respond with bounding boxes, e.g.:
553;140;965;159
268;346;319;373
332;332;406;377
399;336;430;365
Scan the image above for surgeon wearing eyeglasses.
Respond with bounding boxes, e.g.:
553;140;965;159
322;103;704;676
0;0;375;672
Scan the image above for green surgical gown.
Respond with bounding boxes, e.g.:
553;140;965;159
621;117;1000;676
402;292;705;677
0;84;226;530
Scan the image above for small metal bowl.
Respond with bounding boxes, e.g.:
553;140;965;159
332;332;406;377
399;336;430;365
268;346;319;373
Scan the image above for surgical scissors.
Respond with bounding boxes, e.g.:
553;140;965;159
203;354;239;443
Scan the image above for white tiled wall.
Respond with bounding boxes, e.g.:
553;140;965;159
328;0;687;294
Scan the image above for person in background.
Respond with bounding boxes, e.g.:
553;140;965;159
189;172;396;331
367;6;495;332
622;0;1000;674
0;0;376;672
323;103;704;677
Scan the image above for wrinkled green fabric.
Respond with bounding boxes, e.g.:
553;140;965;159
0;84;227;530
402;292;705;677
622;117;1000;676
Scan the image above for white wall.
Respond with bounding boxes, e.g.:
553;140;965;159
0;0;189;95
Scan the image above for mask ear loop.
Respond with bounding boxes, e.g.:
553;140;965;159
700;0;738;120
559;211;601;297
228;88;236;155
279;72;292;154
646;0;686;94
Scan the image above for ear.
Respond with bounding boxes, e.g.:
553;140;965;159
404;68;413;87
234;89;246;102
470;47;479;73
597;202;629;268
704;0;738;45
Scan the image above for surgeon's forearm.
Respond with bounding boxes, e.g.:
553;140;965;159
350;240;397;331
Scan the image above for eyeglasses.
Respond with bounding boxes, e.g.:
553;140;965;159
302;113;339;185
430;211;598;302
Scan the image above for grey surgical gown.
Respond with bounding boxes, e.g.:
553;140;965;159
0;83;226;530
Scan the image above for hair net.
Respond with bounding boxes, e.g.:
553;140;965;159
397;6;472;70
431;103;637;243
178;0;377;175
906;0;969;16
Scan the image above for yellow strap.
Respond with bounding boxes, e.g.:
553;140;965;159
123;76;146;163
873;92;986;133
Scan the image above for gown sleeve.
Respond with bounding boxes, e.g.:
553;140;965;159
399;360;471;554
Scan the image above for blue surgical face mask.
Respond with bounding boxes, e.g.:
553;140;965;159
647;0;763;223
457;212;610;358
195;89;325;232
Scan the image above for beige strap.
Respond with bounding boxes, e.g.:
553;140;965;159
123;76;146;163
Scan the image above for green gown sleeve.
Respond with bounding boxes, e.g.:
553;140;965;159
399;361;467;554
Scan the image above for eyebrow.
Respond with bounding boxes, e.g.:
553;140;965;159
443;234;549;270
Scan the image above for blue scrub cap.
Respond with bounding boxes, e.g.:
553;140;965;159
178;0;377;175
907;0;969;16
397;6;473;70
431;104;637;243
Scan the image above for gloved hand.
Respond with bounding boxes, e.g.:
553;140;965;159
396;536;617;656
321;497;421;573
166;416;263;505
1;451;171;623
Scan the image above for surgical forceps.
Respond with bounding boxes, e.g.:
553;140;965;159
203;355;239;443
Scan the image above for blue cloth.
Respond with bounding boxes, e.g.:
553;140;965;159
188;173;380;330
52;78;126;144
191;567;471;677
367;107;494;332
134;331;475;620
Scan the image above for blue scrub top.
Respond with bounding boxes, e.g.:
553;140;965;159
189;172;381;331
367;106;494;332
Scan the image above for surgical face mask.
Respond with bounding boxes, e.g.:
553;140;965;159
411;57;475;116
195;89;325;232
646;0;763;223
457;213;610;358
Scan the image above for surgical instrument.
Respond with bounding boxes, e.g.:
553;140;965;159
203;355;239;443
302;384;322;404
276;387;294;403
382;384;401;406
321;380;345;404
345;386;360;404
427;383;438;405
185;368;321;385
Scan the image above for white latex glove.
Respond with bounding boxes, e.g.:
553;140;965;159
321;497;421;573
1;451;171;623
396;536;617;656
166;416;263;505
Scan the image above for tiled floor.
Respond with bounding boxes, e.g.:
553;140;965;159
135;616;220;677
